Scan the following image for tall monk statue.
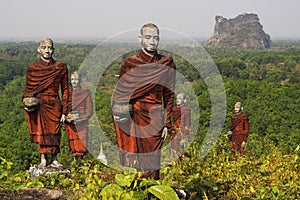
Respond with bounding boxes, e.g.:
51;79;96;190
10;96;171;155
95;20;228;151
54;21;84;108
112;23;176;180
65;71;93;160
227;102;249;157
170;93;191;159
22;38;69;168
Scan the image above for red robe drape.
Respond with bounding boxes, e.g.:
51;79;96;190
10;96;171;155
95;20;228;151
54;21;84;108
113;49;176;171
65;87;93;157
23;58;69;154
229;112;249;155
170;106;191;157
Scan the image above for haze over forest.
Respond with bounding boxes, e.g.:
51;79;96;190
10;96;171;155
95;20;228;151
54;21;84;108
1;0;300;41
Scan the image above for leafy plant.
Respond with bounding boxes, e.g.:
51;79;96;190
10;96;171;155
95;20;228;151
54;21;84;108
100;172;179;200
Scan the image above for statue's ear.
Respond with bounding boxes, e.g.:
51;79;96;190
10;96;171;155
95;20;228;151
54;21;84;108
138;35;142;45
37;48;41;53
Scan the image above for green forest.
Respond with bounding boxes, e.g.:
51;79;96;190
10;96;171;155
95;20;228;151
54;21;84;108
0;40;299;199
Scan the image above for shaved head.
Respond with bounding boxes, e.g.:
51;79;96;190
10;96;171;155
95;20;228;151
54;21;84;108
140;23;159;35
39;38;54;47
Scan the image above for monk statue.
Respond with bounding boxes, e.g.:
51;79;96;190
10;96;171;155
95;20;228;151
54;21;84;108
170;93;191;159
65;71;93;160
22;38;69;168
112;23;176;180
227;102;249;157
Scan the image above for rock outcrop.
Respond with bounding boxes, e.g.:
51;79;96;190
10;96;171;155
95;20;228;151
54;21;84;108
18;188;65;200
207;13;271;49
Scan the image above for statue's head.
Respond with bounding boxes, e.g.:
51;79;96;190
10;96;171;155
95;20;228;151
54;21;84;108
37;38;54;60
176;93;187;106
71;71;81;88
139;23;159;53
234;102;243;114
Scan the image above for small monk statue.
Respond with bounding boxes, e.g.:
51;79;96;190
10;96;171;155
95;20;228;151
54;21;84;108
170;93;191;159
227;102;249;158
65;71;93;160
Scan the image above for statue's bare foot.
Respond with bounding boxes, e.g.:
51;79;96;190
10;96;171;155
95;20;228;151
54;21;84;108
50;160;63;168
38;159;46;168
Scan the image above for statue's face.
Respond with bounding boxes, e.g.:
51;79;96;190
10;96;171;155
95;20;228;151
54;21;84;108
71;74;80;88
38;40;54;60
139;27;159;52
176;94;185;106
234;104;241;114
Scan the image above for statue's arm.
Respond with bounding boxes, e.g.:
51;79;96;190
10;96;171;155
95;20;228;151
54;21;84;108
81;91;94;121
61;66;69;115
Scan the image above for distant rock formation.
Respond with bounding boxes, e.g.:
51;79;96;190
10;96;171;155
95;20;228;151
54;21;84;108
207;13;271;49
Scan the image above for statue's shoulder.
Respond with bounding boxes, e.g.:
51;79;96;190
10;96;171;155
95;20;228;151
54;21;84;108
182;106;191;113
81;88;91;95
27;61;42;72
157;53;173;61
28;61;40;68
124;52;141;61
162;55;174;61
54;61;67;69
241;113;248;119
158;54;175;69
172;106;181;113
122;53;143;67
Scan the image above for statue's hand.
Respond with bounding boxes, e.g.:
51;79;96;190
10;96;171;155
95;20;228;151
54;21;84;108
66;113;72;122
60;114;66;123
24;107;35;112
161;127;168;141
113;115;128;123
74;117;82;124
241;141;246;148
227;130;232;139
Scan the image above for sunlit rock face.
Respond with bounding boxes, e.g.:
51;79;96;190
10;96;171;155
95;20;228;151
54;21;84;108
207;13;271;49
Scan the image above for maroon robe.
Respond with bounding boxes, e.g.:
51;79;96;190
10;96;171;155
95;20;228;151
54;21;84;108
65;87;93;157
23;58;68;154
229;112;249;156
113;49;176;171
170;106;191;158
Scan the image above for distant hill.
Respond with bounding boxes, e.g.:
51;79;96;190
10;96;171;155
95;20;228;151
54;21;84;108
207;13;271;49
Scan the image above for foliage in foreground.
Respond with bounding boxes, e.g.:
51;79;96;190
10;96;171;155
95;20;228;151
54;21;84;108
0;134;299;199
163;135;300;199
100;172;179;200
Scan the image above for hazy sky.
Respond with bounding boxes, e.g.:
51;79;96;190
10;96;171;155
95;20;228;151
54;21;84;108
1;0;299;40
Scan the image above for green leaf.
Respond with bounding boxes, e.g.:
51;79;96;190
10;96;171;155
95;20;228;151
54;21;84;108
148;185;179;200
115;173;135;188
13;184;26;190
272;186;278;194
100;183;123;199
120;192;133;200
26;181;44;188
132;191;147;200
115;174;127;187
138;179;148;188
13;176;22;183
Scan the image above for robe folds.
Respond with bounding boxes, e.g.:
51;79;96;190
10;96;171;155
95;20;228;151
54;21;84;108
23;58;68;154
170;106;191;157
229;112;249;155
113;49;176;171
65;87;93;157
